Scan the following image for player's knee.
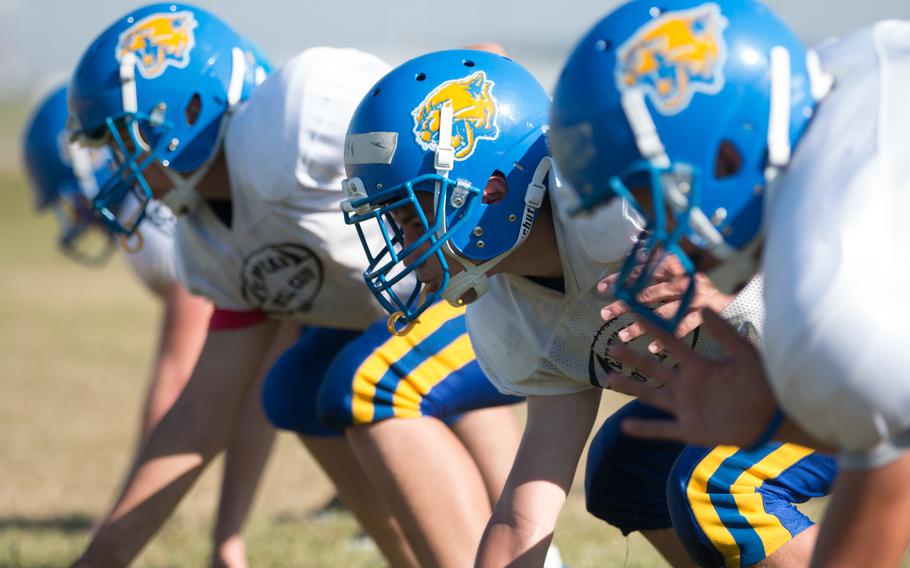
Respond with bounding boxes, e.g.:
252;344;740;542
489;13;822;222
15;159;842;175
584;401;684;535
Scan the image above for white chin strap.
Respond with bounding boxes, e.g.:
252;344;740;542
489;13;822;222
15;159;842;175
440;158;550;307
621;88;733;259
124;47;247;215
425;101;550;307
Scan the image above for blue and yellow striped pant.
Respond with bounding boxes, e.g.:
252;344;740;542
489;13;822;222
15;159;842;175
309;301;521;431
586;401;837;567
263;302;519;436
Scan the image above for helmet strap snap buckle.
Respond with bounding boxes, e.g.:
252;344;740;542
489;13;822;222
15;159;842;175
451;179;470;208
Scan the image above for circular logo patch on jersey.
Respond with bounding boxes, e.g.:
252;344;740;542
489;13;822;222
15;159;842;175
241;243;323;315
587;316;699;388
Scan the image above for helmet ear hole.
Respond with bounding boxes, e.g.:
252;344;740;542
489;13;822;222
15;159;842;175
185;93;202;126
714;140;742;179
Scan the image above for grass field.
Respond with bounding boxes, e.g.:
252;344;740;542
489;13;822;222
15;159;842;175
0;162;674;567
0;100;903;568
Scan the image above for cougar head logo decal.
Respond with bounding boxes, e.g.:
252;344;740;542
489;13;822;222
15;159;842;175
616;3;728;115
116;11;198;79
412;71;500;160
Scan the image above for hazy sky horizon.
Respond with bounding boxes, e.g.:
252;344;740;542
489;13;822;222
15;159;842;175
3;0;909;99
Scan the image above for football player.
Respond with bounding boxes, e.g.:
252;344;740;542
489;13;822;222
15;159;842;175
549;0;910;565
341;47;834;567
22;83;275;568
66;4;525;567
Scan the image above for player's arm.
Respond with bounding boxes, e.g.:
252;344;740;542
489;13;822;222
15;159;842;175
138;283;212;441
476;389;601;568
73;315;282;568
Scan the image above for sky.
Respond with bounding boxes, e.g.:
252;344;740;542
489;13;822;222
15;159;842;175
3;0;909;98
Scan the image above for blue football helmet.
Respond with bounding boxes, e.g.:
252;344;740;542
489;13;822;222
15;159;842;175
67;3;271;235
22;84;118;265
550;0;832;331
341;50;551;332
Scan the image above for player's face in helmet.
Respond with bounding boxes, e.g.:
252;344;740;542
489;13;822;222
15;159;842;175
67;3;270;235
389;193;449;291
550;0;827;331
389;172;510;297
342;49;551;333
22;84;119;266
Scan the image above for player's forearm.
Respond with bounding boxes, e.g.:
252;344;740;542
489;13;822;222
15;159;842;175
476;506;558;568
75;362;246;565
75;451;213;567
77;391;235;566
139;356;189;440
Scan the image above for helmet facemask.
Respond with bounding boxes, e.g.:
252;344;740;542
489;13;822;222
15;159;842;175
70;42;255;240
604;45;831;333
343;170;485;334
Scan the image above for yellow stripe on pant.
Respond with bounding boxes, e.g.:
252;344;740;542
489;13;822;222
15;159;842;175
392;333;475;418
727;444;815;562
351;303;467;424
687;445;741;564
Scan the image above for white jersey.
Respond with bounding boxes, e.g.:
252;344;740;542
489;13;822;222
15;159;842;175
466;167;765;397
174;47;391;329
763;21;910;468
122;200;179;294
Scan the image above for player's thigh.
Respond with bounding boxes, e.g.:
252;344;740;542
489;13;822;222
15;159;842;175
585;399;686;535
317;302;521;430
667;443;837;568
261;326;360;437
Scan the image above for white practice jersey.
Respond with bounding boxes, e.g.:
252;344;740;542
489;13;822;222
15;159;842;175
122;200;178;294
175;47;391;329
763;21;910;468
466;167;765;397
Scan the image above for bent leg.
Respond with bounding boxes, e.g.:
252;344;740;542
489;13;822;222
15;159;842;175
318;303;523;567
261;326;419;568
347;419;490;567
449;405;522;505
585;400;693;566
301;435;419;568
210;323;295;568
668;443;836;567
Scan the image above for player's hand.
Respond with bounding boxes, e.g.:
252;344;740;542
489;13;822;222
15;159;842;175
604;308;778;448
598;255;733;351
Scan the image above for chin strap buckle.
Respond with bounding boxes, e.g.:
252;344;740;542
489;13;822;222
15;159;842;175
451;178;471;208
341;178;371;215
